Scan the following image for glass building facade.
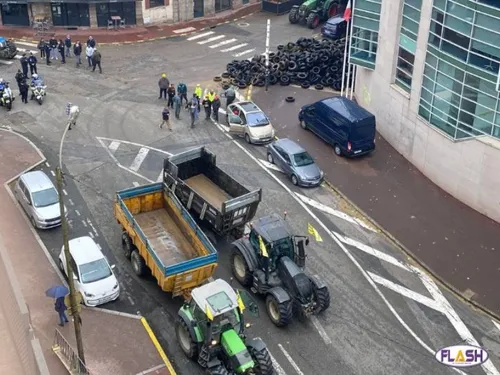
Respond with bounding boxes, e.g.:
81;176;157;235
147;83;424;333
418;0;500;139
350;0;382;70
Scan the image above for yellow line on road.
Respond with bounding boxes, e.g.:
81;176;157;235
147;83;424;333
140;317;177;375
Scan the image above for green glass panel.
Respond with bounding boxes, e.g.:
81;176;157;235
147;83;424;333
403;3;420;21
470;39;500;60
405;0;422;10
418;104;431;121
444;14;472;35
475;13;500;31
472;25;500;45
356;0;381;13
433;0;446;11
355;9;381;21
420;86;434;104
401;16;419;36
446;1;474;22
400;34;417;54
350;57;376;70
476;4;500;19
353;16;380;32
426;52;438;67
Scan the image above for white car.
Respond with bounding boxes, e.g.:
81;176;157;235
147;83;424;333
226;101;275;144
58;236;120;307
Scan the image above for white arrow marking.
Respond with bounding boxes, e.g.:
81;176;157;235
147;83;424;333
209;39;237;48
198;35;225;45
109;141;120;153
187;31;215;40
278;344;305;375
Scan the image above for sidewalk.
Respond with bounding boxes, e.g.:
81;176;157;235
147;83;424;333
0;4;259;45
0;129;173;375
251;87;500;319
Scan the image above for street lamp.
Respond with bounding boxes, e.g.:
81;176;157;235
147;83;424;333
56;103;85;364
265;19;271;92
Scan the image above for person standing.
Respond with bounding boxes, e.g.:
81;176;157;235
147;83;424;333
28;53;37;75
15;69;25;94
44;43;51;65
159;106;172;130
190;94;199;129
86;36;96;48
20;53;28;77
37;38;46;59
73;41;82;67
212;95;221;123
173;92;181;119
19;79;28;104
91;48;102;73
167;83;175;108
54;296;69;327
85;44;94;68
57;40;66;64
49;37;58;60
202;94;211;120
225;85;236;107
194;84;202;100
158;74;169;99
64;35;72;57
177;81;187;106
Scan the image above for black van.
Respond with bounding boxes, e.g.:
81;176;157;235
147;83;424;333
298;97;376;157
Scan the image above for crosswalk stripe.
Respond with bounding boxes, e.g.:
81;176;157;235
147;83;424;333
198;35;225;45
17;48;38;54
108;141;121;153
16;41;38;48
233;49;256;57
187;31;215;41
221;43;248;52
0;60;14;65
209;39;237;49
130;147;150;172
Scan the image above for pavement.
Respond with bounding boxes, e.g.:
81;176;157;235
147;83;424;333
0;4;260;45
0;129;172;375
250;85;500;318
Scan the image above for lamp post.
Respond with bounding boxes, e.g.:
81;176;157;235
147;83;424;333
265;19;271;92
57;104;85;364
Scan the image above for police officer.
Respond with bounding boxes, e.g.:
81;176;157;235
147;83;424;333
28;53;37;75
19;79;29;104
15;69;25;95
20;53;29;77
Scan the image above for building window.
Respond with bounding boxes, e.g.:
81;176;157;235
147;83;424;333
149;0;165;8
395;48;415;92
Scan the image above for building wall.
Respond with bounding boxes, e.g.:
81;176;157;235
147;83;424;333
354;0;500;223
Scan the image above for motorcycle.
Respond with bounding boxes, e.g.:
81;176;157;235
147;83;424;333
31;84;47;105
0;88;14;111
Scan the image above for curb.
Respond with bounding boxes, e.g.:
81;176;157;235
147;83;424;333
140;317;177;375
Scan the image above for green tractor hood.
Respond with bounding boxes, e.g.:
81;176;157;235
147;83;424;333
221;329;255;373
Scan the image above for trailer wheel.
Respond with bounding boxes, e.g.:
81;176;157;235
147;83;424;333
131;250;146;277
231;248;253;286
121;232;134;259
266;294;292;327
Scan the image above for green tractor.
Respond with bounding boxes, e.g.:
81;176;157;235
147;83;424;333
176;278;274;375
289;0;341;29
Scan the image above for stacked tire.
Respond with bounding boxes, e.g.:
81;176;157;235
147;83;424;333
224;37;353;91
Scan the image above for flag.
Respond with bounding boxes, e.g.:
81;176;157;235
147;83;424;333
258;235;269;258
343;0;352;21
205;304;214;321
236;291;246;312
308;223;323;242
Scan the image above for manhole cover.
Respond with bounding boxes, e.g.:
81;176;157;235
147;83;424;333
238;22;249;27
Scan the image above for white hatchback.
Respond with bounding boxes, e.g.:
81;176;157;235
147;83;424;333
59;236;120;307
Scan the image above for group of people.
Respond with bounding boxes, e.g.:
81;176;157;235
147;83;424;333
37;35;102;73
13;70;44;104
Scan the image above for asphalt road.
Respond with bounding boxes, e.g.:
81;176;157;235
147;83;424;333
3;12;500;375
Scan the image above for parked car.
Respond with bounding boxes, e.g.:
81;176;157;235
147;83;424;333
298;96;376;157
321;15;348;39
267;138;324;187
14;170;65;229
58;236;120;307
226;101;275;144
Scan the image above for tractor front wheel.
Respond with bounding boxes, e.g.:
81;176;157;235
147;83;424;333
314;286;331;314
306;13;320;29
231;248;253;286
289;8;300;24
266;294;293;327
176;319;199;359
249;346;274;375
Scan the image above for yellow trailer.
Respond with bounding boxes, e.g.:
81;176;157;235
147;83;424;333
114;183;218;298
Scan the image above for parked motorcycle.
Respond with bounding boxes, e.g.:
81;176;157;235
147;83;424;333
31;84;47;105
0;86;14;111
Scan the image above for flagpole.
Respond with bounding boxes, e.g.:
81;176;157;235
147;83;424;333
340;26;349;97
347;0;357;99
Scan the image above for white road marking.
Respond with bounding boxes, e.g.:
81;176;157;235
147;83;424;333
334;232;410;271
209;116;469;375
108;141;121;153
97;137;171;156
278;344;305;375
0;60;13;65
173;26;196;33
258;158;283;172
233;48;256;57
45;162;50;168
295;193;377;232
68;198;74;206
50;170;56;176
75;209;81;216
209;39;237;48
492;320;500;335
16;48;38;54
87;218;98;237
156;171;163;183
127;296;135;305
268;351;287;375
63;189;68;196
244;223;251;235
198;35;225;45
221;43;249;52
130;147;150;172
82;220;88;227
310;316;332;345
133;181;140;187
88;231;94;239
16;41;38;48
187;31;215;41
368;272;444;312
96;243;102;250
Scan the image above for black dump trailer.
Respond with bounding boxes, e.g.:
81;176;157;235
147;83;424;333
163;147;262;241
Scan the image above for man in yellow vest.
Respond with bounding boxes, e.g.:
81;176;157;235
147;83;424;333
194;84;202;100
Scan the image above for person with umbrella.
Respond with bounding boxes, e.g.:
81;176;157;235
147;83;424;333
46;285;69;327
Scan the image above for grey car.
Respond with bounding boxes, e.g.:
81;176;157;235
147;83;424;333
227;101;275;144
14;170;64;229
266;138;324;187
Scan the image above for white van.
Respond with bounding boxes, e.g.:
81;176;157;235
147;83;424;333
59;236;120;307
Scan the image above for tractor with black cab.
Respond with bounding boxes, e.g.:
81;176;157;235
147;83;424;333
289;0;341;29
230;214;330;327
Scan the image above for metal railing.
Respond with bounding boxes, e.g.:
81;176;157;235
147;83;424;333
52;329;91;375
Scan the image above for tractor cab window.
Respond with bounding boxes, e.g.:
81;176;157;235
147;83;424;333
192;303;206;324
211;309;241;335
269;237;294;261
249;230;260;250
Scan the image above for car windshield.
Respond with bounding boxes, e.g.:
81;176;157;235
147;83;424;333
293;152;314;167
79;258;112;284
32;188;58;207
246;112;269;127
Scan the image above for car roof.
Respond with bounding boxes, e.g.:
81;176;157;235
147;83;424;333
252;214;294;243
326;15;345;25
320;96;374;122
275;138;305;154
21;171;56;193
191;279;238;318
236;101;262;114
68;236;104;265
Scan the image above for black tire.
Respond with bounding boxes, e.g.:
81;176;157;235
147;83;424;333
334;144;342;156
231;247;253;286
327;1;339;18
315;84;324;90
58;259;65;273
291;174;299;186
121;231;134;259
289;8;299;24
30;216;37;229
206;365;230;375
245;133;252;144
285;96;295;103
249;345;274;375
301;82;311;89
265;294;293;327
213;76;222;82
300;120;307;130
37;99;42;106
131;250;146;277
306;13;320;29
175;319;198;359
314;286;331;313
267;152;274;164
221;72;230;78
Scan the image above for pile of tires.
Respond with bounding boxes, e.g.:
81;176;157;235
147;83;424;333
224;37;353;91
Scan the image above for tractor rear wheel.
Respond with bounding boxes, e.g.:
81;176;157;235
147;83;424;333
314;286;331;313
289;8;300;24
231;248;253;286
205;365;230;375
266;294;293;327
249;346;274;375
176;319;199;359
327;1;339;18
306;13;320;29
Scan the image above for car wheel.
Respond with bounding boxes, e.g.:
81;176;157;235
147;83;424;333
30;216;37;229
300;120;307;130
291;174;299;186
245;134;252;144
58;259;65;273
334;144;342;156
267;152;274;164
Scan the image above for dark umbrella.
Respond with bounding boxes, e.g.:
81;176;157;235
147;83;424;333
45;285;69;299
